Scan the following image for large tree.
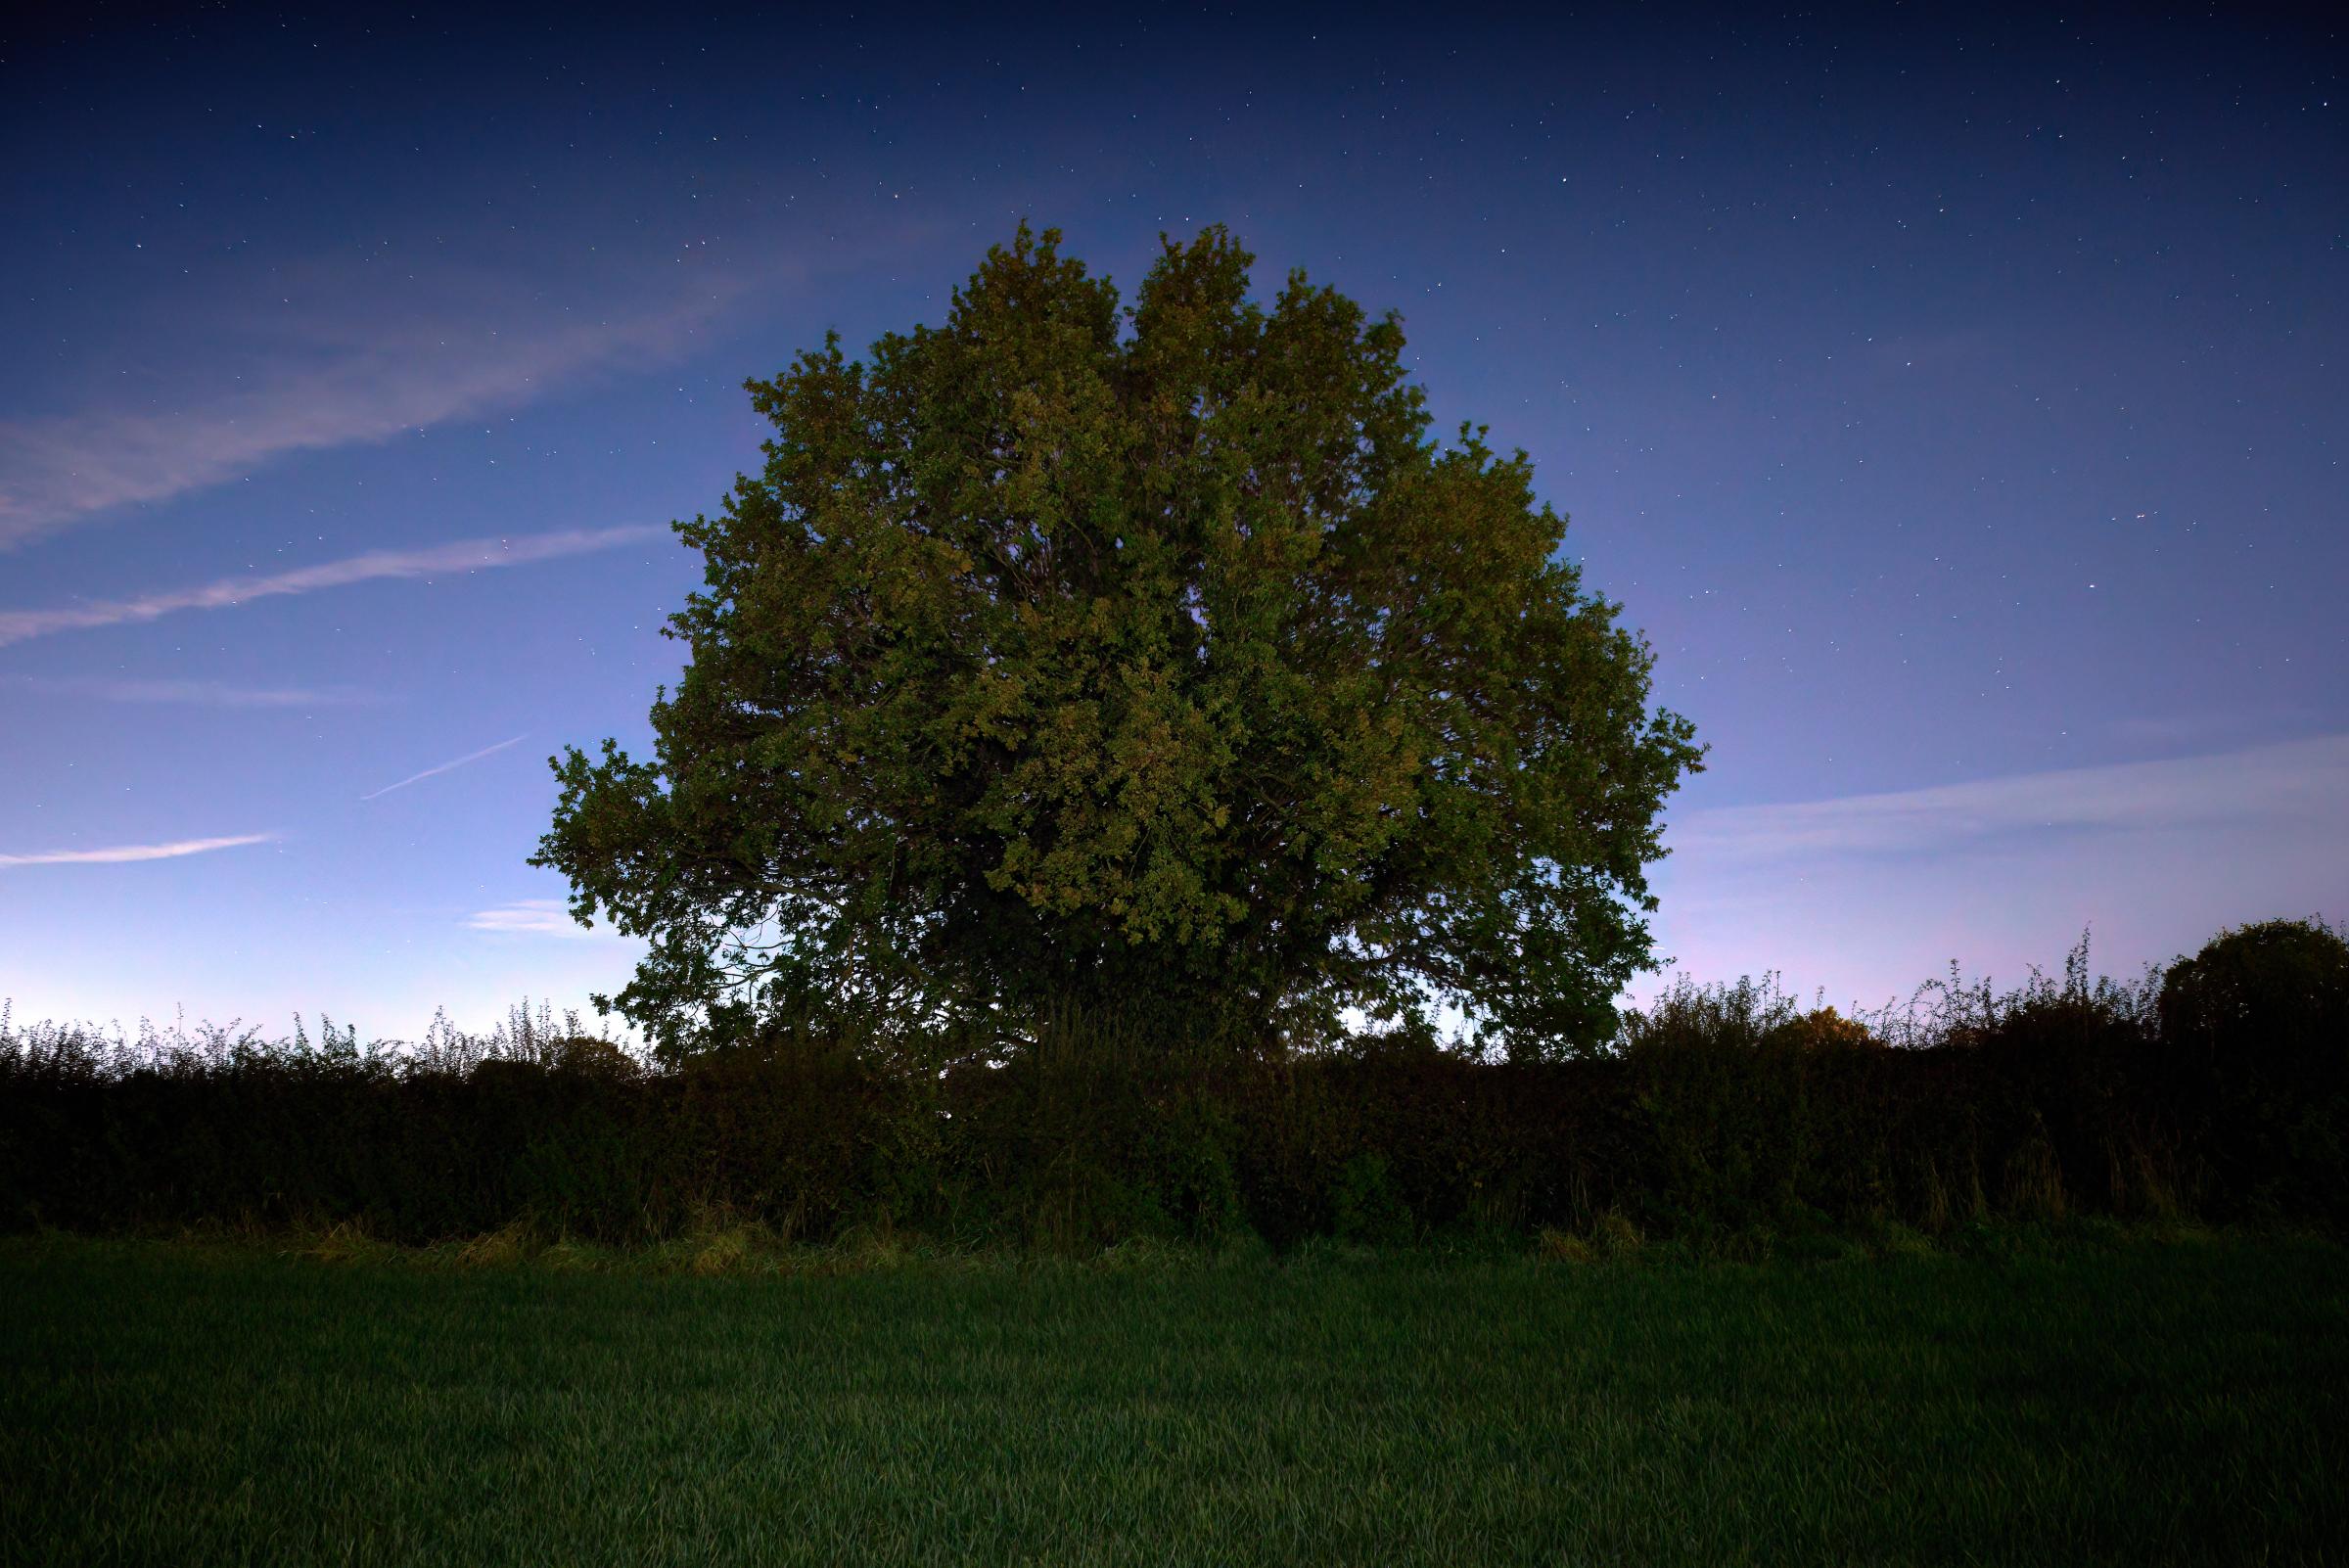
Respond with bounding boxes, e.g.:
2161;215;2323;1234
536;225;1702;1061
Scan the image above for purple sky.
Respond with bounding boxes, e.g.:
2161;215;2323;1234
2;6;2342;1037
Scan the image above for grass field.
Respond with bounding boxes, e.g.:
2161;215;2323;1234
2;1232;2343;1565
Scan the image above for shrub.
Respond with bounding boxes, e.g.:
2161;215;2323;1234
2159;918;2348;1082
1773;1007;1881;1052
2158;918;2349;1215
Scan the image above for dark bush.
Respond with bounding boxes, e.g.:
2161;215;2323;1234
2159;918;2348;1081
2157;918;2349;1216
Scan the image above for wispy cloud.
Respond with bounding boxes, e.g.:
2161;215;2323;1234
466;899;603;938
1668;735;2349;864
0;525;664;648
0;286;735;547
0;833;274;868
6;673;378;709
362;734;530;802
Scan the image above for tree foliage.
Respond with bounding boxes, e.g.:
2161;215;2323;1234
535;225;1702;1060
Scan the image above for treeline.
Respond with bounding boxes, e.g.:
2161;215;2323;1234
2;920;2341;1249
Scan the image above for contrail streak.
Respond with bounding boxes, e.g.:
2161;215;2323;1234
361;734;530;801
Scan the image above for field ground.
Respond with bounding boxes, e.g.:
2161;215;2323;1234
2;1231;2343;1565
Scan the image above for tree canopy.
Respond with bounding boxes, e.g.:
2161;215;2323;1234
535;225;1702;1061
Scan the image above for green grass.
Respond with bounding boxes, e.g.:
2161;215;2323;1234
2;1233;2343;1565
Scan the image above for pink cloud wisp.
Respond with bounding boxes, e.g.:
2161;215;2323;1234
0;834;275;868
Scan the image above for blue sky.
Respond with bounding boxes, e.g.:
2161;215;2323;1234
2;5;2342;1036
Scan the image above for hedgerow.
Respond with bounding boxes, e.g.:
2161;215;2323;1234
3;923;2340;1246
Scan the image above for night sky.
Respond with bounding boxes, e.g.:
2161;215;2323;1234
3;5;2342;1036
